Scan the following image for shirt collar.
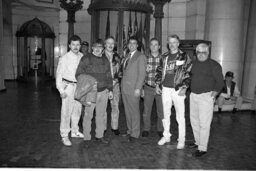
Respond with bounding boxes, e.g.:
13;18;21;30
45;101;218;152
150;53;161;59
130;50;136;57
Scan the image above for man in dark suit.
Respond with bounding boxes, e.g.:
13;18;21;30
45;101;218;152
121;36;147;141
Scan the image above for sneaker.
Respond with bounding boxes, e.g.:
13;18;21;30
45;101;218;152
71;131;84;138
62;137;72;146
157;137;170;145
111;129;120;135
177;142;185;149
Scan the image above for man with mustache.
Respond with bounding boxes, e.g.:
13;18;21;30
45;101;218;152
56;35;84;146
104;36;121;135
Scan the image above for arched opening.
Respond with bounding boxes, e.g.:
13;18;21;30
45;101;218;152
16;17;55;82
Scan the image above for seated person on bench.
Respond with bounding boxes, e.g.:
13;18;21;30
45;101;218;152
217;71;243;113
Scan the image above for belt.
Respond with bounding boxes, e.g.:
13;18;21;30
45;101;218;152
62;78;77;84
145;83;156;89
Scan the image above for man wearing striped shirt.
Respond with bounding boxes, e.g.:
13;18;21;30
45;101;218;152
142;38;163;138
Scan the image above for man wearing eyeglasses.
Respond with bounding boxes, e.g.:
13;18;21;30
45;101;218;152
76;39;113;147
155;34;192;149
189;43;224;157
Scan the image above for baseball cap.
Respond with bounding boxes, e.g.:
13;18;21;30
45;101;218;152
225;71;234;78
81;41;89;46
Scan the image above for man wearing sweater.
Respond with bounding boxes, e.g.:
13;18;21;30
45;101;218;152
76;39;113;146
189;43;224;157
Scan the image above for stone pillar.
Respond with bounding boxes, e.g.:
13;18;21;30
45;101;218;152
0;0;6;91
241;0;256;100
59;0;83;49
151;0;171;51
204;0;246;87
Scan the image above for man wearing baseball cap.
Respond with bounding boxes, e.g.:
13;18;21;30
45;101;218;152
217;71;243;113
80;41;89;56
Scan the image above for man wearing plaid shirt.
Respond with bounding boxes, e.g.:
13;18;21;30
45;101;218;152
142;38;163;138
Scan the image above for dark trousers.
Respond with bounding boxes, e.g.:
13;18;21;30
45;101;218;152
143;85;163;132
122;93;140;138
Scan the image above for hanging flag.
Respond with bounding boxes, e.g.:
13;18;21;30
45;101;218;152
127;11;132;40
133;12;138;37
115;24;119;42
105;11;110;38
138;14;144;52
143;15;149;55
123;24;127;51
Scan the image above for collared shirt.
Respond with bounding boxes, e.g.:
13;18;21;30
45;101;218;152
105;51;114;78
56;51;83;94
145;53;161;87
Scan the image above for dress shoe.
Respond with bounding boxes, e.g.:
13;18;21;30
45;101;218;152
218;107;222;113
95;137;109;144
192;150;207;157
111;129;120;135
157;131;163;138
121;133;130;137
232;108;237;113
142;131;149;137
188;143;198;149
83;140;90;148
128;136;137;142
61;137;72;146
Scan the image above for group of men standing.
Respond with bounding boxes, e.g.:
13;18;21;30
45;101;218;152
56;33;229;157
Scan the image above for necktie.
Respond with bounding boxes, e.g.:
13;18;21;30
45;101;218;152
124;53;131;70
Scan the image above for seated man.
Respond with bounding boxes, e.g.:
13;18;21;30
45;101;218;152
217;71;243;113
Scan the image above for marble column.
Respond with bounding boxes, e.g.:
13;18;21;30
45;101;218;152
151;0;171;52
241;0;256;100
204;0;246;87
0;0;6;91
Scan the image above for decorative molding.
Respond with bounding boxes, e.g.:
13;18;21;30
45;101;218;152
59;0;83;23
88;0;153;15
37;0;54;4
151;0;171;18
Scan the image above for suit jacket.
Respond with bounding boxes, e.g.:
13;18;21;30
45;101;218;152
121;50;147;95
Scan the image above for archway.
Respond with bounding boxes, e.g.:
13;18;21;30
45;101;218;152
16;17;55;82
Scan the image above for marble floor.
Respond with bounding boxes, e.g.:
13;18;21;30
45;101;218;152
0;81;256;169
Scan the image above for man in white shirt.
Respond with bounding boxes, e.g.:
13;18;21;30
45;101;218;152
217;71;243;113
56;35;84;146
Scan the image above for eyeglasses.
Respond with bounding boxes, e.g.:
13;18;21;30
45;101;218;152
196;51;208;55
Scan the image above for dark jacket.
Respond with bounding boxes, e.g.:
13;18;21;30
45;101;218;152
155;49;192;90
221;81;236;96
74;74;97;106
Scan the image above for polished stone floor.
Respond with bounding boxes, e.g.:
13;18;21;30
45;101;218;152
0;81;256;169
